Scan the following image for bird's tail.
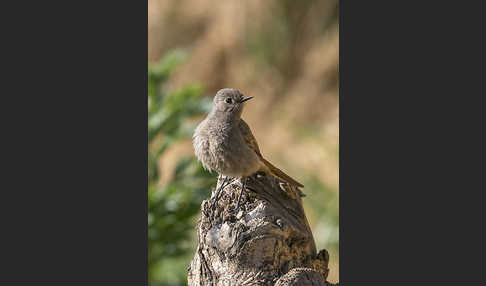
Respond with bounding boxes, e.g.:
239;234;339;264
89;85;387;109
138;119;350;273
260;157;304;188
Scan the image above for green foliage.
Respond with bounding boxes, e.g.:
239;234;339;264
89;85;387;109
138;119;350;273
302;176;339;254
148;51;216;286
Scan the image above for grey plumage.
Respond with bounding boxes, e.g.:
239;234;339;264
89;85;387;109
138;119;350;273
193;88;304;188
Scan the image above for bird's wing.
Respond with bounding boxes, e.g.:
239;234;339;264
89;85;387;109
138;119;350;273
238;119;304;188
238;119;262;157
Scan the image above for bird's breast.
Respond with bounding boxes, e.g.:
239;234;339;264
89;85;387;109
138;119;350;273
193;123;260;177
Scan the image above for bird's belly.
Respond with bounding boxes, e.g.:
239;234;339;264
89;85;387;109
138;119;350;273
221;158;260;177
209;143;261;177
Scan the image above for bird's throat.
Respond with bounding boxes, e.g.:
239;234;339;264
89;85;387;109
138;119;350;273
208;110;240;126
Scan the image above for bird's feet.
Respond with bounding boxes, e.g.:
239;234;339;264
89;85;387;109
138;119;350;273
210;175;230;210
235;177;247;213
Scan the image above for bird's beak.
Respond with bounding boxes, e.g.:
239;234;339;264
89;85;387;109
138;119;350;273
240;96;254;103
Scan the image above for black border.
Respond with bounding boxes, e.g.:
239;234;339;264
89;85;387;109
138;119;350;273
2;1;148;284
340;1;485;284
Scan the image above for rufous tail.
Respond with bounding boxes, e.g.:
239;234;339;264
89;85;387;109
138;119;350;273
260;158;304;188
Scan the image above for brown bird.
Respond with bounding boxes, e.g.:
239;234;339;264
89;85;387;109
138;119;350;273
193;88;303;209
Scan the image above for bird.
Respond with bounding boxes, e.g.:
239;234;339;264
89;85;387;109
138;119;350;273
193;88;304;210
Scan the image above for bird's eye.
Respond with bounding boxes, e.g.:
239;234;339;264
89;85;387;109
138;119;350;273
225;98;232;104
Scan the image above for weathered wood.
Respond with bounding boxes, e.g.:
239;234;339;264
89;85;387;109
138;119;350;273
188;173;337;286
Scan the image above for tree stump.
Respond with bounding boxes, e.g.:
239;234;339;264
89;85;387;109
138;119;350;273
188;172;337;286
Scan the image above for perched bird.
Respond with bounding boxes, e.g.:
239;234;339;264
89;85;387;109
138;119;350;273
193;88;304;209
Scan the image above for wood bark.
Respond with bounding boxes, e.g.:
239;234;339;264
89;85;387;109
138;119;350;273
188;173;338;286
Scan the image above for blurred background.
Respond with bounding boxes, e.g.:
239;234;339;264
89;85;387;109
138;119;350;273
148;1;339;285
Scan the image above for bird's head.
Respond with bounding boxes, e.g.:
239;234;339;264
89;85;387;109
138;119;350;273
210;88;253;120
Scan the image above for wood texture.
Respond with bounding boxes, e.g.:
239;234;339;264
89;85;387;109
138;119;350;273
187;173;337;286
